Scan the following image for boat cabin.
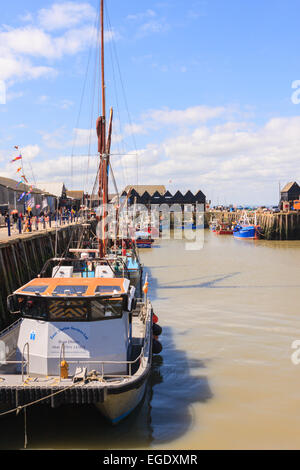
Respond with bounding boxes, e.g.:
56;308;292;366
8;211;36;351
7;276;136;377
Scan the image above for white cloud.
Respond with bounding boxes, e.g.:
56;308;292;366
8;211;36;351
21;144;40;160
127;9;156;21
0;2;118;84
38;2;95;31
4;104;300;205
71;128;97;148
109;109;300;205
0;54;56;82
144;105;226;126
0;25;97;61
137;19;170;37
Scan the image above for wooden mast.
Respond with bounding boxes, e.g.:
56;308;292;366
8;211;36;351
96;0;113;257
97;0;107;258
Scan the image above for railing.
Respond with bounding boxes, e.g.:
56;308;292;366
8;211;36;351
0;341;30;382
0;318;22;340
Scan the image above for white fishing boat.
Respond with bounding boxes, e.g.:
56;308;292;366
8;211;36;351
0;263;159;424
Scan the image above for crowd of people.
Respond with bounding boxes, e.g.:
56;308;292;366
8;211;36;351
2;208;80;234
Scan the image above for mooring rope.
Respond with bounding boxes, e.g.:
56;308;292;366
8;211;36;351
0;378;85;449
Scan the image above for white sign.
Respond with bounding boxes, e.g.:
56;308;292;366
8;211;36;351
48;323;91;358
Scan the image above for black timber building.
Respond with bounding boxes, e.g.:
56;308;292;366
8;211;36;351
121;185;206;209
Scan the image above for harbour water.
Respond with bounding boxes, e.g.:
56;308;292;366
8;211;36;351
1;229;300;450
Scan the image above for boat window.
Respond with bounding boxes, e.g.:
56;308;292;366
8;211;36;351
48;299;88;321
21;285;48;294
52;285;89;295
90;299;123;321
95;285;121;294
18;296;48;320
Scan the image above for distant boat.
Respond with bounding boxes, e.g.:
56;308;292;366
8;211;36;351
209;218;218;231
214;222;233;235
233;212;261;240
134;231;154;248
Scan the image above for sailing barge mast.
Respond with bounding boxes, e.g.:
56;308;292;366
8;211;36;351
97;0;113;258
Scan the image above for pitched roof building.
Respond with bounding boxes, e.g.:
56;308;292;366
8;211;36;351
121;185;206;208
123;185;166;197
280;182;300;202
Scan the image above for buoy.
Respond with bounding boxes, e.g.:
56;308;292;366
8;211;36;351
143;281;149;295
153;323;162;336
152;338;163;354
153;313;158;324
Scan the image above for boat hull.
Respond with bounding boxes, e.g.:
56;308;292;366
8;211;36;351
214;230;233;235
136;241;153;248
233;225;260;239
96;379;147;424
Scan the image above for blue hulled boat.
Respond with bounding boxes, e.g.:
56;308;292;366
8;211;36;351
233;212;261;240
233;224;260;239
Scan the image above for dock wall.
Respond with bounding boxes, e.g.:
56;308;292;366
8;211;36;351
206;211;300;240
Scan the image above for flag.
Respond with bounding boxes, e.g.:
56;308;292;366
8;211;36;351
18;192;26;201
16;167;22;173
11;155;22;162
22;175;28;183
16;181;23;187
14;146;19;150
25;196;35;209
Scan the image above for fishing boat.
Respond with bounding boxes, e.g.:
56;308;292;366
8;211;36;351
0;0;162;426
1;264;159;424
233;212;261;240
134;231;154;248
209;218;218;231
213;222;233;235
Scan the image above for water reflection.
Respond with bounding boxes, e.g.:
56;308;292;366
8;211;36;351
149;327;212;444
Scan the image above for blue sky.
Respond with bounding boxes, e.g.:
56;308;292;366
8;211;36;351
0;0;300;205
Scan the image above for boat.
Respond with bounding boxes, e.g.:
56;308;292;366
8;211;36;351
213;222;233;235
1;266;158;424
209;218;219;231
134;231;154;248
0;0;162;426
233;211;261;240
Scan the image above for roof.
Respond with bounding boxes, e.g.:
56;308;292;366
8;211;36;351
281;182;300;193
37;182;67;198
0;176;54;196
123;185;166;196
66;190;84;200
15;277;129;297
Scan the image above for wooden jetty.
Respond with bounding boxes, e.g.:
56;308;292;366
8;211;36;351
206;210;300;240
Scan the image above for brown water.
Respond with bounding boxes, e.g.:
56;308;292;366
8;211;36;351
1;229;300;450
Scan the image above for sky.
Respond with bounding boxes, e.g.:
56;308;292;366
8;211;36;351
0;0;300;205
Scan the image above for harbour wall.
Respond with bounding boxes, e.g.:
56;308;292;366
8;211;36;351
206;210;300;240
